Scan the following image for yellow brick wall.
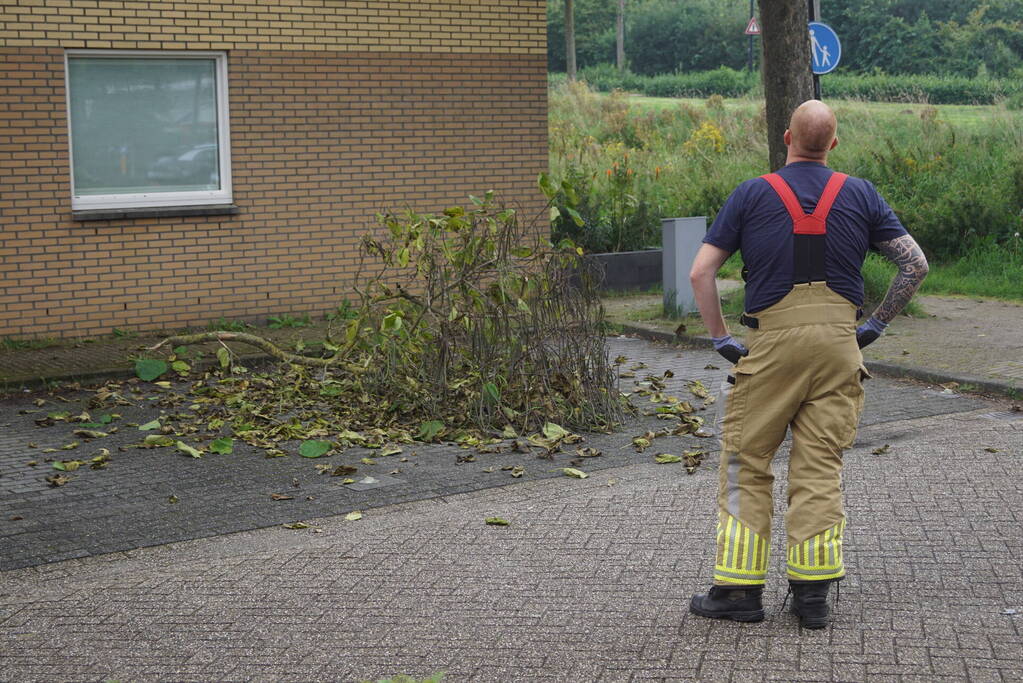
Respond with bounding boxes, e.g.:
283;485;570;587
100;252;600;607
0;0;549;339
0;0;546;53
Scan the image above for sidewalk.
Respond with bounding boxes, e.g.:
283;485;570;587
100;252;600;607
604;286;1023;397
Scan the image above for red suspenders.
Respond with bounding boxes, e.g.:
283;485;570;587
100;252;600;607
759;171;848;234
758;171;848;286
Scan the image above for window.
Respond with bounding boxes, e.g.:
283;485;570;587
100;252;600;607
65;51;232;211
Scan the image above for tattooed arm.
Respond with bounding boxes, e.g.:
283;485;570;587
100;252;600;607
872;234;929;323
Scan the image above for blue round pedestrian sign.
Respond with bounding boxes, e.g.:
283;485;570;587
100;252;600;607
808;22;841;75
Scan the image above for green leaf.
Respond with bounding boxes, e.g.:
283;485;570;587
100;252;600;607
482;382;500;404
485;517;510;526
299;440;332;459
175;441;203;458
560;179;579;205
283;522;310;529
561;467;588;479
97;414;114;424
345;511;363;522
538;172;557;200
381;312;403;333
549;206;561;223
72;429;107;439
135;359;168;381
143;434;175;447
543;422;570;441
216;347;231;369
418;420;444;442
655;453;683;464
52;461;66;471
337;429;366;445
138;419;161;431
565;206;585;227
171;360;191;373
210;438;234;455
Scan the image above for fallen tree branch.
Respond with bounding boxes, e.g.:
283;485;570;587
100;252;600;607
148;332;338;368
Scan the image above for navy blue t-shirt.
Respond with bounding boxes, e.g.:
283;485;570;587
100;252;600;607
704;161;908;313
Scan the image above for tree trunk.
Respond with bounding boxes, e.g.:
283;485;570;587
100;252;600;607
759;0;813;171
565;0;577;80
616;0;625;72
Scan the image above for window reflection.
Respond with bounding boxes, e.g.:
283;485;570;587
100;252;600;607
69;58;220;196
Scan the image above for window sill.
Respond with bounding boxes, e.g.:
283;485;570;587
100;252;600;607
72;204;240;222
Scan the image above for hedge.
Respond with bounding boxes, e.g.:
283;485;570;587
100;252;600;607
557;66;1023;105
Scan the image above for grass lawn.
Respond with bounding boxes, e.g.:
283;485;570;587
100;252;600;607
623;94;1019;131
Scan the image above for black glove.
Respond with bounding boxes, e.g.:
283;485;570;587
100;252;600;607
856;316;888;349
711;335;749;364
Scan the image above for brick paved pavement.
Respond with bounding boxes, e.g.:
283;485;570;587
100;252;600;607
0;340;991;572
2;339;1022;681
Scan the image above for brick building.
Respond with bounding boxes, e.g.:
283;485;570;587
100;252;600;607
0;0;548;339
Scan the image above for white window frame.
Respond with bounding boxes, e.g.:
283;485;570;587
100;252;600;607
65;50;233;211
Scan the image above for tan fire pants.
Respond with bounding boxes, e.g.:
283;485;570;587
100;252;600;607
713;283;869;586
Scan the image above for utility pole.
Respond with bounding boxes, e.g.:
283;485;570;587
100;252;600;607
808;0;821;99
616;0;626;72
565;0;577;81
747;0;754;73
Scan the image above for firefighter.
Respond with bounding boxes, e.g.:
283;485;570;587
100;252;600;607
687;100;929;628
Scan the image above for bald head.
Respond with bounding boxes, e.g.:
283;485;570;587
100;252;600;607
786;100;838;160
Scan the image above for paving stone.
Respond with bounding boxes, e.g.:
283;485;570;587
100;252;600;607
0;337;1020;681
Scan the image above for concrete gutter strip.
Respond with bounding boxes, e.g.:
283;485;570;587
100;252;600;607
617;322;1019;399
0;352;272;395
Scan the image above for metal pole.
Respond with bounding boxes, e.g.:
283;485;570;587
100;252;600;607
747;0;754;72
808;0;821;99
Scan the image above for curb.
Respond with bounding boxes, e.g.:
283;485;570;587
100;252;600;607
617;323;1020;399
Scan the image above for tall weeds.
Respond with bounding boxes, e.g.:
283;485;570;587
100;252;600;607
549;81;1023;271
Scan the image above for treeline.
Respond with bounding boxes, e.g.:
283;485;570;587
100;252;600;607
548;0;1023;79
561;65;1023;105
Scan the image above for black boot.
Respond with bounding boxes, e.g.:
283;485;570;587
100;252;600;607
789;580;835;629
689;585;765;622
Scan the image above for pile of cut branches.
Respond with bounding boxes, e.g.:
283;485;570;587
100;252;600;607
152;187;625;452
